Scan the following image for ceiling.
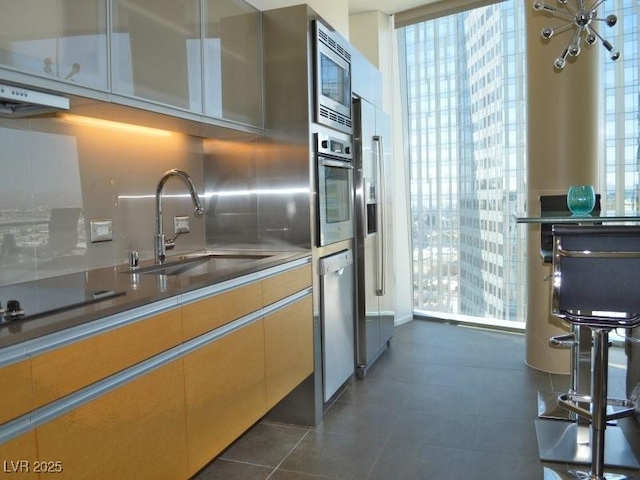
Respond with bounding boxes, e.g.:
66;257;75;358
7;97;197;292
347;0;436;15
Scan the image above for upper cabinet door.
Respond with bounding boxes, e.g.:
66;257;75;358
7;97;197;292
111;0;202;112
204;0;262;127
0;0;108;90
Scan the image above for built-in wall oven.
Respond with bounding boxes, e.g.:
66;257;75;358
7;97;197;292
313;20;352;134
316;131;354;247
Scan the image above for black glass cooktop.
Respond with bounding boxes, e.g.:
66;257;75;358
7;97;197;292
0;283;125;323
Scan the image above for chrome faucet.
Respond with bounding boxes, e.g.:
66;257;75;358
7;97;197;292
155;169;204;264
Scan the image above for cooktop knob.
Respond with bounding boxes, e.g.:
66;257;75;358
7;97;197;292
6;300;24;319
7;299;20;311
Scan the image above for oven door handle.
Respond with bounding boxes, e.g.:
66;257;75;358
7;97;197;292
318;157;354;169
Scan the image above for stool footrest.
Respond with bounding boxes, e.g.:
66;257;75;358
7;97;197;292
558;393;636;422
558;393;591;419
549;333;577;348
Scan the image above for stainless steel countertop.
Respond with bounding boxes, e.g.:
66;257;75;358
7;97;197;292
0;248;311;349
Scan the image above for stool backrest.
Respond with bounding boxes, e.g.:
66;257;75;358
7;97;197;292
539;194;601;264
551;225;640;317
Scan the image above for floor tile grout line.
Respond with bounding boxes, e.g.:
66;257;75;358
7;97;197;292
363;397;408;480
213;457;276;469
264;427;312;480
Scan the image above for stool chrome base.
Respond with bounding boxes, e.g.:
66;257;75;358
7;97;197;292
535;420;640;468
544;466;640;479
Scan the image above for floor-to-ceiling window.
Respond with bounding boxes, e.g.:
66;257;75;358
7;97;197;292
399;0;528;326
603;0;640;211
399;0;639;327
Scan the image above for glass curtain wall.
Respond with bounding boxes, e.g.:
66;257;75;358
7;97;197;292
603;0;640;211
400;0;640;327
399;0;528;325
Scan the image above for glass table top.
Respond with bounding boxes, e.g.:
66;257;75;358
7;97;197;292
515;210;640;224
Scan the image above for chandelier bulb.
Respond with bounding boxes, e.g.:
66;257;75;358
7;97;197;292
611;50;621;61
554;57;567;70
533;0;556;12
541;26;554;39
586;33;597;45
569;44;581;56
606;14;617;27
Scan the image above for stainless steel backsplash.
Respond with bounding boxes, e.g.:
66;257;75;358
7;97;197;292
203;136;312;250
0;108;311;287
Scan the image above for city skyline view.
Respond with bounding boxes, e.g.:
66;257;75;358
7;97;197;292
400;0;639;325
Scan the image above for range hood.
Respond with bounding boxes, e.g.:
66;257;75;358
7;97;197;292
0;83;69;118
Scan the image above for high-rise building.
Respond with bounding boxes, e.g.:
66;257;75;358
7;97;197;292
402;0;639;326
400;0;527;323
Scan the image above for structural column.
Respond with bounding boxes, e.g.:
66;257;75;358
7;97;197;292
525;3;601;373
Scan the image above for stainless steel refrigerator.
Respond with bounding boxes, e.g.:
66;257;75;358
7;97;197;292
353;96;395;378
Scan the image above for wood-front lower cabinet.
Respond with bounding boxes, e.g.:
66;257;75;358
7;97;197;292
262;264;312;306
183;319;266;476
0;430;39;479
0;359;34;425
31;308;182;408
0;258;313;480
264;295;313;409
181;281;262;341
35;360;188;480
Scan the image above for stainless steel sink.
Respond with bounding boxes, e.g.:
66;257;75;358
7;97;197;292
122;252;273;277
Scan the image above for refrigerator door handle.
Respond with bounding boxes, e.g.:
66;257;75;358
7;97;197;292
373;134;385;296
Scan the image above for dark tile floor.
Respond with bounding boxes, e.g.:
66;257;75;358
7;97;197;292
192;320;640;480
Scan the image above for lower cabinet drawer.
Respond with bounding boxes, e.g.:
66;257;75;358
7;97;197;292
31;308;182;408
0;359;34;425
264;296;314;409
35;360;188;480
183;319;266;476
182;282;263;341
262;264;312;306
0;430;39;479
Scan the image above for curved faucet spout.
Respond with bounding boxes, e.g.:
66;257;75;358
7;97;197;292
155;169;204;264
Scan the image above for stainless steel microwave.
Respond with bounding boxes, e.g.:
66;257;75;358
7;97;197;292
314;20;352;134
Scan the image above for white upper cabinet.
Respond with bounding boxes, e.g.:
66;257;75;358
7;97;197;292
0;0;108;90
111;0;202;112
203;0;262;126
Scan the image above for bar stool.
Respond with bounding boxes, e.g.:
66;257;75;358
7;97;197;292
538;195;601;421
547;225;640;480
539;194;600;264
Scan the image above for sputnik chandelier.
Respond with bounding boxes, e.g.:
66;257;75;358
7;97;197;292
532;0;620;70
